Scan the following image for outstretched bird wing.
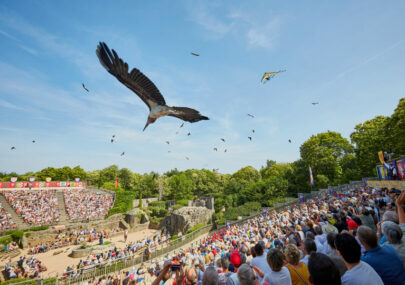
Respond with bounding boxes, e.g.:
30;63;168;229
96;42;166;110
168;107;209;123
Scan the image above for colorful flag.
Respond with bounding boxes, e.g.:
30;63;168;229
115;178;119;188
378;151;385;164
309;166;314;186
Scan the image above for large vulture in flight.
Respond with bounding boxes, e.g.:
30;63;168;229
96;42;209;131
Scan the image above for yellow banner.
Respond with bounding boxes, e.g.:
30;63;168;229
366;180;405;191
378;151;385;164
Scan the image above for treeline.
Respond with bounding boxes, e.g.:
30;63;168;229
1;98;404;209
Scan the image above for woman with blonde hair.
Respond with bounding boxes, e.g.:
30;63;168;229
284;244;310;285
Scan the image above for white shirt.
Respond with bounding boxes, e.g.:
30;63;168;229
341;261;383;285
250;255;271;283
262;267;292;285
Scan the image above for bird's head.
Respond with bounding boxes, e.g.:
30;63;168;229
143;117;156;131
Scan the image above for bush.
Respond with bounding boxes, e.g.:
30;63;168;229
25;233;31;238
29;225;49;231
186;223;205;234
148;201;166;209
176;199;189;206
171;204;183;211
171;234;178;240
0;235;12;245
223;202;261;221
148;206;168;218
107;190;135;217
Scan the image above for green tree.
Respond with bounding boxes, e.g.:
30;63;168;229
167;173;194;200
231;166;261;186
300;131;354;184
118;168;134;190
389;98;405;157
350;116;389;177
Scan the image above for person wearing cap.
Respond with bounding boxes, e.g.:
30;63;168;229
227;251;243;285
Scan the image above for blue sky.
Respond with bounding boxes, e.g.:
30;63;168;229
0;0;404;174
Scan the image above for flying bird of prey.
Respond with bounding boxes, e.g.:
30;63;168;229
312;102;319;105
252;129;255;133
168;150;171;153
175;131;179;135
220;138;225;142
166;141;170;145
121;152;125;156
32;140;35;143
213;147;218;151
248;137;252;141
224;149;227;153
96;42;209;131
247;114;255;118
288;139;291;143
185;157;190;160
180;123;184;128
261;70;286;83
187;132;191;136
82;83;89;92
111;139;114;143
191;52;200;57
112;135;116;138
11;146;15;150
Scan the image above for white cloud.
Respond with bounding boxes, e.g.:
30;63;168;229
188;3;281;50
0;28;38;55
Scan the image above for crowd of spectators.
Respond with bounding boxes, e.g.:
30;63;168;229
29;228;123;254
5;255;47;279
2;190;60;225
0;202;16;232
73;186;405;285
64;189;114;220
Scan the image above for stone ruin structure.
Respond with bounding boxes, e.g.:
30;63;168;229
161;206;214;234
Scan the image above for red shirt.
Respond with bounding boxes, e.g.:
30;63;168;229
347;218;358;230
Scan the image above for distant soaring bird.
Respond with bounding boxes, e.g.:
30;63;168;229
121;152;125;156
224;149;227;153
185;157;190;160
248;137;252;141
11;146;15;150
191;52;200;57
247;114;255;118
111;139;114;143
175;131;179;135
168;150;171;153
166;141;170;145
112;135;116;138
180;123;184;128
252;129;255;133
187;132;191;136
220;138;225;142
32;140;35;143
82;83;89;92
96;42;209;131
213;147;218;151
288;139;291;143
312;102;319;105
261;70;285;83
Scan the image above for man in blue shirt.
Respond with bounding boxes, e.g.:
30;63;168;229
357;225;405;285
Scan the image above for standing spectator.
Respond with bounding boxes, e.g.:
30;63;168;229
284;244;310;285
326;232;347;276
307;253;341;285
357;225;405;285
334;233;383;285
262;248;292;285
250;243;271;283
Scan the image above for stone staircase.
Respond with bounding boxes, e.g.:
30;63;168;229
0;194;27;228
56;190;68;224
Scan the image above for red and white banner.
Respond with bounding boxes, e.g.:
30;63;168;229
0;181;85;189
397;159;405;179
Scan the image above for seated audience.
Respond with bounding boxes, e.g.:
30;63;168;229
307;252;341;285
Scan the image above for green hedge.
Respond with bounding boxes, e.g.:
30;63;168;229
224;202;261;221
186;223;205;234
171;204;183;211
147;206;168;218
148;201;166;208
2;277;57;284
0;235;12;245
107;190;135;216
176;199;189;206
